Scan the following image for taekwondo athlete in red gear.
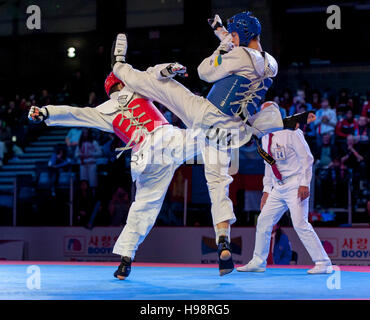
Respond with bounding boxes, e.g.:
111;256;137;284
28;73;205;279
29;69;244;278
112;34;241;276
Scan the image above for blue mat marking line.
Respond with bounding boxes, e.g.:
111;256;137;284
0;265;369;300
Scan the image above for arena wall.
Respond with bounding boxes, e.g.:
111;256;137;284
0;226;369;266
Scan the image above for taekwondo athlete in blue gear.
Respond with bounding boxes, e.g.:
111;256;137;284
200;11;311;137
207;12;273;122
199;11;316;278
198;11;283;276
199;11;281;139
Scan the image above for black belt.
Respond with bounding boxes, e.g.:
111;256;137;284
252;135;276;166
239;109;276;166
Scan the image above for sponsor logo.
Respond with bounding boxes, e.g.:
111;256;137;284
86;235;118;256
87;247;114;255
321;238;338;257
64;236;85;255
339;237;369;260
341;250;370;259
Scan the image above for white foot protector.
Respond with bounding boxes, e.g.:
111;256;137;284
113;33;127;63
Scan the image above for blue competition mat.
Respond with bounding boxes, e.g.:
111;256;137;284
0;263;369;300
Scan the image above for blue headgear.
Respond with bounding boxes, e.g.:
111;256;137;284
227;11;261;47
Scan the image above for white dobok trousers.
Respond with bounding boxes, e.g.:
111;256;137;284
45;105;235;259
251;176;331;266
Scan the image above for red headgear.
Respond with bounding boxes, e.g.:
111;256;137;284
104;72;124;97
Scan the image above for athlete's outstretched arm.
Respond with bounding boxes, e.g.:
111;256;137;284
28;104;115;133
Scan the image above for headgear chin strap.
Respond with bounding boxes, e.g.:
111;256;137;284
227;11;261;47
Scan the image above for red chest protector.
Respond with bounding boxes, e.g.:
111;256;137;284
112;98;169;149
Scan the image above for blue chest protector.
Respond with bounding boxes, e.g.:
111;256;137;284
206;74;273;121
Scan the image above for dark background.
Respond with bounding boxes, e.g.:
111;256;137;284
0;0;369;99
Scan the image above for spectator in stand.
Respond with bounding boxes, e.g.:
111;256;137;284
358;116;369;144
75;128;102;194
2;134;24;161
297;89;313;109
356;116;369;182
4;101;20;132
280;89;293;113
65;127;82;158
314;98;337;147
340;134;367;204
109;187;130;226
351;92;362;115
102;133;120;163
56;84;70;105
0;125;11;163
336;88;353;116
19;98;28;112
315;134;339;208
269;224;292;265
361;96;370;123
288;95;312;116
296;103;316;152
273;95;287;119
39;89;51;106
48;145;71;197
340;134;366;175
335;108;359;152
311;91;322;109
29;94;37;108
316;133;338;168
74;179;95;226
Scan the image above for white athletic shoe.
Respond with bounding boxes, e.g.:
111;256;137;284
237;260;266;272
307;261;333;274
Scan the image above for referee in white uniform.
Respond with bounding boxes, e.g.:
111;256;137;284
237;106;333;274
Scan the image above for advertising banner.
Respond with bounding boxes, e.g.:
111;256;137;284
0;227;368;266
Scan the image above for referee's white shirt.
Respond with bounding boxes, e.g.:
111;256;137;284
261;129;314;193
